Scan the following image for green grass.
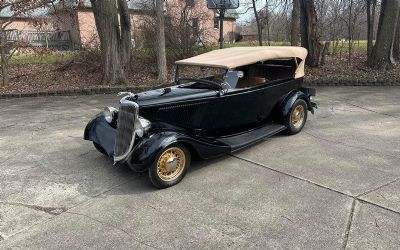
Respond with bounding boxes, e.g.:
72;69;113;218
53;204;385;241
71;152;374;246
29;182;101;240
221;41;291;48
7;40;368;65
9;53;73;65
222;40;368;53
328;40;367;53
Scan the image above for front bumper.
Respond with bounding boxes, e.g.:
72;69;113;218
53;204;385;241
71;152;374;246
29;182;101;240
84;113;147;172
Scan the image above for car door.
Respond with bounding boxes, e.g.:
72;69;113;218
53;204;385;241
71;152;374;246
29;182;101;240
200;78;300;136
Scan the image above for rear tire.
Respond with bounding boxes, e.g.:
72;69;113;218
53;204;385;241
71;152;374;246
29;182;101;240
285;99;307;135
93;142;107;155
149;144;191;189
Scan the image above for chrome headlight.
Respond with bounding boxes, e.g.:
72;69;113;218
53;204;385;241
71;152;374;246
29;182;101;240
134;117;151;137
103;107;118;123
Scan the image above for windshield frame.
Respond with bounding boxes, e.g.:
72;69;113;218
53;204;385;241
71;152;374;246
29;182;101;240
174;64;228;84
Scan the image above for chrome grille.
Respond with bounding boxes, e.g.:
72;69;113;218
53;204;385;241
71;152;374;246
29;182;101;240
114;103;138;162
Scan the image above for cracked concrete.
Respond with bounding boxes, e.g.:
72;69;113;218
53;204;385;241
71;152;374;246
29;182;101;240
342;199;356;250
0;86;399;249
0;201;66;215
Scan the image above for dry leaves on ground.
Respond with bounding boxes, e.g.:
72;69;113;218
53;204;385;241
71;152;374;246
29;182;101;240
0;53;399;94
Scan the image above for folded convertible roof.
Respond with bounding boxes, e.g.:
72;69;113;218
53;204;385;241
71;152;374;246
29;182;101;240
175;46;308;79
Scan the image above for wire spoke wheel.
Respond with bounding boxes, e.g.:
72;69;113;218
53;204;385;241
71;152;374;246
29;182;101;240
285;99;307;135
291;105;305;129
156;147;186;182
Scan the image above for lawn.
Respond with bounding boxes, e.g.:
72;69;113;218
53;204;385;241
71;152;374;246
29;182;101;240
222;40;368;53
7;40;368;65
9;53;73;65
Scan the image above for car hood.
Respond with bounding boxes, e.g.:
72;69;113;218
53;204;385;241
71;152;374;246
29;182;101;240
124;85;218;107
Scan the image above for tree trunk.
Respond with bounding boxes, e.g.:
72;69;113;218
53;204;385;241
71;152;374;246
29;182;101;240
368;0;400;70
300;0;322;67
0;27;9;86
394;17;400;60
266;14;271;46
118;0;132;67
265;0;271;46
0;48;9;86
156;0;167;83
291;0;300;46
252;0;263;46
348;0;353;64
366;0;377;58
320;42;330;66
90;0;132;85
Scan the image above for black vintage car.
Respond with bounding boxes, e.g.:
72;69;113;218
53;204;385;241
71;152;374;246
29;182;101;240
84;46;316;188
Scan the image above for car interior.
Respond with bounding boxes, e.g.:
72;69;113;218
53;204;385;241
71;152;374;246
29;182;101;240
234;58;301;89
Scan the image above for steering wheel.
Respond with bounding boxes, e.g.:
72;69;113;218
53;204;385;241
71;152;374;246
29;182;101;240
178;78;222;90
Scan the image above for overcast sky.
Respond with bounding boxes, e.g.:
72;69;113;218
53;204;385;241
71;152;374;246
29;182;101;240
234;0;262;24
0;0;258;25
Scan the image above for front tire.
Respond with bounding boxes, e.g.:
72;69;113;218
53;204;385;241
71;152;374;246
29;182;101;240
149;144;191;189
285;99;308;135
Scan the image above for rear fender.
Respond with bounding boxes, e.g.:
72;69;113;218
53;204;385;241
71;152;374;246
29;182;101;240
279;89;315;121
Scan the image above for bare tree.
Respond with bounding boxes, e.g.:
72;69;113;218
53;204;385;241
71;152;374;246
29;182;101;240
139;0;213;60
291;0;301;45
348;0;354;63
344;0;365;64
366;0;377;57
258;0;285;45
368;0;400;69
264;0;271;45
156;0;167;83
300;0;322;67
394;17;400;60
252;0;263;45
0;0;56;85
90;0;132;85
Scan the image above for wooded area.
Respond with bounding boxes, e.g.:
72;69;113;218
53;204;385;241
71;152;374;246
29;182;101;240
243;0;400;69
89;0;400;84
0;0;399;88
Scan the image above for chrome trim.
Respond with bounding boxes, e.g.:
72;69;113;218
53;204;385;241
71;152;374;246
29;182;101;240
120;94;137;104
104;106;118;123
113;100;139;164
118;91;135;97
158;101;209;110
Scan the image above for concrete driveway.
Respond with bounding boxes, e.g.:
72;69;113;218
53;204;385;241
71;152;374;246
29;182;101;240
0;87;399;249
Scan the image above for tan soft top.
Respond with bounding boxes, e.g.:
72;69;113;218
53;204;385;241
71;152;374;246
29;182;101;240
175;46;308;78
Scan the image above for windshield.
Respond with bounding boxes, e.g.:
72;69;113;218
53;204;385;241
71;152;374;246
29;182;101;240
176;65;226;84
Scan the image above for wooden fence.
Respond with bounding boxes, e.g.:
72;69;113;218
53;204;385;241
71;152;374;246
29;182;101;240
2;30;72;50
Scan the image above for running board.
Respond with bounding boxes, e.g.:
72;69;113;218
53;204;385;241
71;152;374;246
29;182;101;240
218;123;286;152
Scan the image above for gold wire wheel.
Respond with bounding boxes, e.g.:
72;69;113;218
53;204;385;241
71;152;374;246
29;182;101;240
156;147;186;182
291;105;305;129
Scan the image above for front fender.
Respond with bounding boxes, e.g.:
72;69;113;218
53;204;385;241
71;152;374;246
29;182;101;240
126;132;179;171
84;113;116;157
125;131;230;172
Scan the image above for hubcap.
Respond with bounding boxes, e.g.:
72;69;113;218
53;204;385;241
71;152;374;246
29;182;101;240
291;105;305;129
157;147;186;181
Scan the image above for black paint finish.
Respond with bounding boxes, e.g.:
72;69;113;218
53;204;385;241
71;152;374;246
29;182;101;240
84;77;316;172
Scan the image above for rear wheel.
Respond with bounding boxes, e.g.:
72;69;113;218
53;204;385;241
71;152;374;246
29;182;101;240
93;142;107;155
149;144;191;189
285;99;307;135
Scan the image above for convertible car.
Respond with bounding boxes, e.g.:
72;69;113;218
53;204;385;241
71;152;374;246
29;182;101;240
84;46;316;188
